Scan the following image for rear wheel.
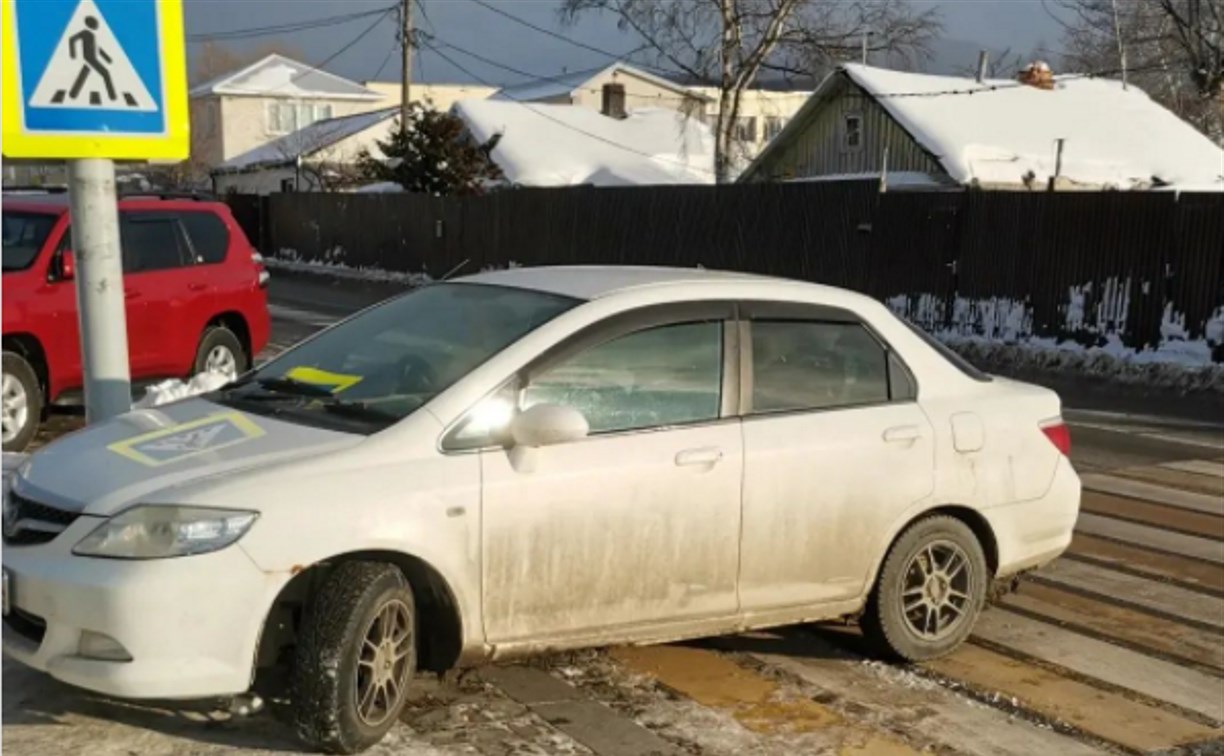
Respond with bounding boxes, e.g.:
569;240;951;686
861;515;988;661
193;326;246;381
292;562;417;754
2;351;42;453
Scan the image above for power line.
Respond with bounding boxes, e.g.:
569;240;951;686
261;7;396;98
465;0;682;79
416;34;717;177
188;5;396;43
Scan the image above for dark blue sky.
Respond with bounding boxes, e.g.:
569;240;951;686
185;0;1068;86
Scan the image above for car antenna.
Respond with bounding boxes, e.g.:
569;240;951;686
440;259;470;281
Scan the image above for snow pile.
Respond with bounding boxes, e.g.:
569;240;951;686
453;100;715;186
267;249;433;286
134;372;232;409
351;181;404;193
843;64;1224;191
887;290;1224;392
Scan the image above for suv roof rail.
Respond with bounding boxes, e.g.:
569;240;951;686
117;190;218;201
2;185;69;194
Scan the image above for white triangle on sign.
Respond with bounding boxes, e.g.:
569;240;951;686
28;0;157;112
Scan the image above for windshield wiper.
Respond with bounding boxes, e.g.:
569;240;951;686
228;376;335;398
318;399;399;424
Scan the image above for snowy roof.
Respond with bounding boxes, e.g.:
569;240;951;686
493;62;712;104
215;107;397;172
190;54;383;101
453;99;714;186
747;64;1224;191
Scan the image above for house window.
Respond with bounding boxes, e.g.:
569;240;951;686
843;113;863;151
734;116;757;143
764;116;785;141
266;102;333;134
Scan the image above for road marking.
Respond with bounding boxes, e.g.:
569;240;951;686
1081;491;1224;539
1003;582;1224;673
609;645;921;753
1077;513;1224;564
924;644;1221;753
973;609;1224;723
1080;473;1224;516
1112;465;1224;497
1068;534;1224;592
1162;459;1224;479
1032;559;1224;629
751;632;1109;756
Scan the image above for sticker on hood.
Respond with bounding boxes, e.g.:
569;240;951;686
108;412;265;467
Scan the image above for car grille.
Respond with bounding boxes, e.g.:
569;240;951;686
3;607;47;646
2;491;80;546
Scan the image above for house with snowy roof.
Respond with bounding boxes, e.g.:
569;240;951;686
739;63;1224;192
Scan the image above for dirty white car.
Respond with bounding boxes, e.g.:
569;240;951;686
1;267;1080;753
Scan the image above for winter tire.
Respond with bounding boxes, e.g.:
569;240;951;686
2;351;42;453
861;515;988;662
292;562;417;754
192;326;247;381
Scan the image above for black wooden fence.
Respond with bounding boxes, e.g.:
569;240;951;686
227;183;1224;358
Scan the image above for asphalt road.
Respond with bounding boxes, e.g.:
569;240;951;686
4;270;1223;756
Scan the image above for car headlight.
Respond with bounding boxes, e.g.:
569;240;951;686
73;506;258;559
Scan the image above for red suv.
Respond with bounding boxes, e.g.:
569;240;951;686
2;194;270;451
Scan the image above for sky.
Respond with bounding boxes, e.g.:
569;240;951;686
184;0;1070;87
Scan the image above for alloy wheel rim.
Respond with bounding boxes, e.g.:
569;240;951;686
204;345;237;380
354;599;413;727
899;540;973;641
2;373;29;444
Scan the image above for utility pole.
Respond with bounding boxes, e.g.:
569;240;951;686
67;159;131;423
401;0;413;127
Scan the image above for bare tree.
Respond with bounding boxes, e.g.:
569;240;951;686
561;0;941;182
1055;0;1223;140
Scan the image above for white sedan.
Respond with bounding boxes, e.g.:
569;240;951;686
1;267;1080;753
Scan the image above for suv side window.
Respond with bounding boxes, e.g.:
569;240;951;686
121;212;190;273
750;320;902;414
178;211;229;264
523;321;723;434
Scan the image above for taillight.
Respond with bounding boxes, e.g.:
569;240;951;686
1041;421;1071;456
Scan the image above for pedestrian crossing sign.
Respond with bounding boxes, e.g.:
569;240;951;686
2;0;189;159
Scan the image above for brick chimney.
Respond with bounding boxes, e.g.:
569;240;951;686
1017;61;1055;90
601;82;627;119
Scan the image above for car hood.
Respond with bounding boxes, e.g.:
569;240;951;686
13;399;362;516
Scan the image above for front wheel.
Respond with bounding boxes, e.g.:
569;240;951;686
860;515;988;662
292;562;417;754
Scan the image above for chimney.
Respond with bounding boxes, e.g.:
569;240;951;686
976;50;989;83
1017;60;1055;90
601;82;627;119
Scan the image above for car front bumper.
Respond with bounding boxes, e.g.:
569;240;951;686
2;517;283;700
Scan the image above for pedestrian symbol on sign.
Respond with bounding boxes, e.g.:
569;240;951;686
28;0;156;112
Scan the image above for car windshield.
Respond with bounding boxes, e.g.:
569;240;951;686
212;282;579;434
2;211;57;272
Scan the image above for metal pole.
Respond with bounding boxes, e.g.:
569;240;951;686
861;31;869;65
401;0;413;125
1048;138;1065;191
67;158;131;424
976;50;989;83
1110;0;1128;90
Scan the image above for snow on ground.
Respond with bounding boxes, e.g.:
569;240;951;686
453;99;715;186
133;372;232;409
842;64;1224;191
266;249;433;286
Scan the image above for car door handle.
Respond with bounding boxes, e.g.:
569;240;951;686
883;425;922;444
675;447;724;467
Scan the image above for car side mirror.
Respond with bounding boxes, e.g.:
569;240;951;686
57;250;75;281
509;403;589;448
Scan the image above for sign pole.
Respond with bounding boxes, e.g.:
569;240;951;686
66;157;131;423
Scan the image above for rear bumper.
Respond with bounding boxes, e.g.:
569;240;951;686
984;455;1081;577
2;517;284;700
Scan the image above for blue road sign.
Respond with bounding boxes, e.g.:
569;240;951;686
2;0;189;159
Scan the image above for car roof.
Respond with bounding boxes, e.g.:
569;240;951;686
2;193;226;213
457;265;788;300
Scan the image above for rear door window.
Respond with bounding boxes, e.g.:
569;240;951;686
121;212;190;273
750;320;893;413
178;211;229;264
